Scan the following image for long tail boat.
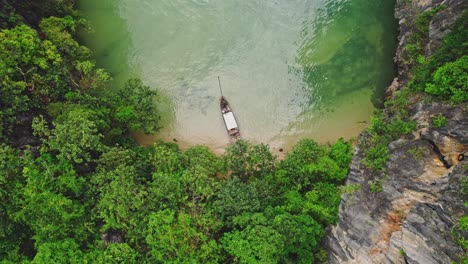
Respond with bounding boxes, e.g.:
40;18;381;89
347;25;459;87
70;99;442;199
220;96;240;141
218;76;240;141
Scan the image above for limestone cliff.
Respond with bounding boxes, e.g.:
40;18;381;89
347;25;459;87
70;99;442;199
324;0;467;263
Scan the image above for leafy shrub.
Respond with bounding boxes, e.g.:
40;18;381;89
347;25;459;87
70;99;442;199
460;176;468;195
387;118;417;138
425;56;468;103
459;216;468;231
330;138;353;169
384;88;411;118
432;113;448;128
362;105;416;171
340;183;362;195
368;112;388;136
415;5;446;35
402;5;445;64
409;11;468;94
362;143;390;171
408;146;425;160
369;180;384;193
315;248;328;263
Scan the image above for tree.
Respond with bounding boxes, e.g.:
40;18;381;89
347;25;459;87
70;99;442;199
268;207;324;263
85;243;141;264
0;25;47;72
0;1;23;29
185;145;224;176
0;145;30;261
180;165;221;211
279;139;326;186
6;0;75;28
302;182;342;225
39;16;80;58
148;172;185;210
37;108;104;164
113;79;160;134
145;209;221;263
92;165;146;239
13;154;88;246
97;146;153;180
304;155;348;184
39;16;112;93
222;220;283;264
32;239;83;264
0;18;112;141
150;142;186;174
225;140;276;182
0;25;42;138
212;177;261;225
74;60;111;91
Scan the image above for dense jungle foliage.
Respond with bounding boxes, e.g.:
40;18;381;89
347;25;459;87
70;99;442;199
0;1;353;263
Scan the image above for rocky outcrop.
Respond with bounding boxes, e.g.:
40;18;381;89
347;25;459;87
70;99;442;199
413;101;467;166
325;136;466;263
384;162;466;263
394;0;467;84
324;0;467;263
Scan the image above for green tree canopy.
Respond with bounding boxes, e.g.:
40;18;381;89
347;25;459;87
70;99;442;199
225;140;276;182
34;108;105;164
145;209;221;264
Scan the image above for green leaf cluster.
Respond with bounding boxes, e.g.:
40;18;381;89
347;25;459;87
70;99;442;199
408;11;468;103
424;56;468;103
431;113;448;128
402;4;445;65
361;111;416;171
0;15;112;141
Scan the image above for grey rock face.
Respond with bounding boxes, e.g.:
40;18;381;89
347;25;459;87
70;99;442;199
387;164;467;264
412;101;468;166
428;0;468;54
393;0;467;88
324;0;467;263
325;137;465;263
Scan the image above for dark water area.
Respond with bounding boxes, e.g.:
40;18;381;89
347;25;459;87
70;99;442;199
298;0;397;108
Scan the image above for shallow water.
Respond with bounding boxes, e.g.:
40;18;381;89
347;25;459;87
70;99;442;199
78;0;397;153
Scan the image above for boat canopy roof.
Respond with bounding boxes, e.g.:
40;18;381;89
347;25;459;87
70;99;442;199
223;112;238;130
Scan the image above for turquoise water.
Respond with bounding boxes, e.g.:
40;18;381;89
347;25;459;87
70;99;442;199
77;0;397;152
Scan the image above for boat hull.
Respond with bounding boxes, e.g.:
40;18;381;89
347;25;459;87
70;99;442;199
220;96;240;141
